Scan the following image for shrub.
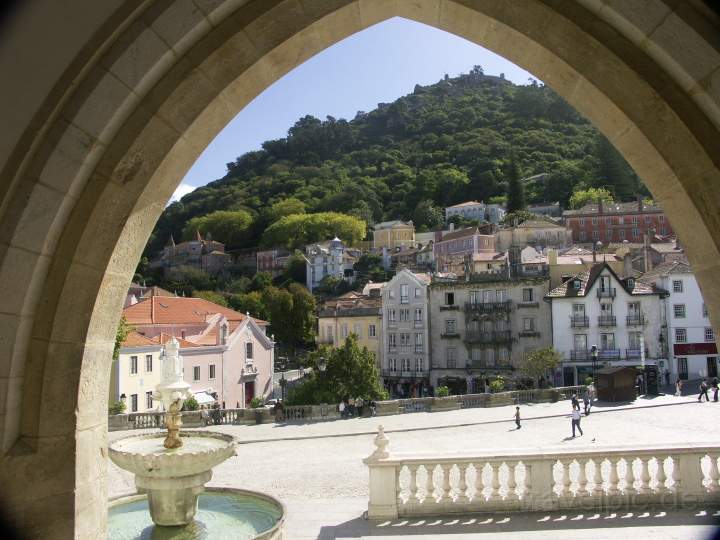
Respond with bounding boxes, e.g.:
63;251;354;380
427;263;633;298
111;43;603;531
436;386;450;397
250;397;264;409
183;396;199;411
108;401;126;415
584;377;594;386
490;377;506;393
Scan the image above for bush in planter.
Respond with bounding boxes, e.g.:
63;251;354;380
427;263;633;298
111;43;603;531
250;397;264;408
436;386;450;397
183;396;199;411
584;377;593;386
489;377;505;393
108;400;126;415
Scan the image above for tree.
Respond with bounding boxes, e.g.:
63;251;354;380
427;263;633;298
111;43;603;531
228;291;267;320
267;198;306;222
261;212;366;249
114;316;132;362
192;290;228;307
521;346;561;385
183;210;254;248
249;271;273;292
501;210;537;226
412;199;444;230
593;135;638;200
287;283;316;345
505;158;526;213
568;187;614;209
283;252;307;284
315;274;344;296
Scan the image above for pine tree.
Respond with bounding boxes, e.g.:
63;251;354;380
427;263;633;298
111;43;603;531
594;135;638;200
506;158;526;213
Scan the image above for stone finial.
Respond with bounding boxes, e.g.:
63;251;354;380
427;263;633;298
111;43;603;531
369;425;390;460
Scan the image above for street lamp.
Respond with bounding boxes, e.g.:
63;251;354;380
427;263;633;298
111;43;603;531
279;373;287;400
590;344;598;380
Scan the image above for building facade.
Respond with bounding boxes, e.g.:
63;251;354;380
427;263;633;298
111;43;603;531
546;263;666;386
110;332;164;413
434;227;497;273
445;201;505;224
372;220;415;250
381;269;431;398
150;231;231;276
563;200;674;244
256;248;293;278
640;260;716;381
317;291;383;367
304;237;359;293
428;276;552;393
495;220;572;252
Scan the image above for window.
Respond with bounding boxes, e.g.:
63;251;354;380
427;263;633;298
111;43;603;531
574;334;587;351
414;308;422;323
628;331;642;350
618;229;625;240
632;228;639;238
572;280;581;290
600;333;616;351
471;348;482;363
369;324;376;338
606;218;612;225
389;289;395;299
523;318;535;331
445;292;455;306
486;348;495;366
353;323;362;337
469;290;481;305
399;309;409;322
703;303;709;317
645;216;651;224
591;218;598;225
579;231;586;241
146;391;153;410
632;216;639;224
445;319;456;334
400;333;411;347
389;358;397;372
130;356;138;375
388;308;396;323
415;288;421;299
209;364;216;380
592;230;599;240
672;280;683;293
499;348;509;364
496;290;506;302
579;218;585;226
400;284;409;304
659;215;665;222
401;358;411;372
145;355;153;372
522;288;534;302
389;334;396;349
447;348;457;368
415;357;424;372
678;357;688;380
415;333;423;352
246;342;254;359
193;366;201;381
131;394;138;413
675;328;687;343
674;304;686;318
706;328;715;342
618;217;624;225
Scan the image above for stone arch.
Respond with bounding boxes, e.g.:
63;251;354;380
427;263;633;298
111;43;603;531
0;0;719;537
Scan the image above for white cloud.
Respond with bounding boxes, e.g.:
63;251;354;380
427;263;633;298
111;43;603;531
168;183;195;204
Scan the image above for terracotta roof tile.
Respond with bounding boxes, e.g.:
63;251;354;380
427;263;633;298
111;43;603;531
123;296;268;325
122;331;159;348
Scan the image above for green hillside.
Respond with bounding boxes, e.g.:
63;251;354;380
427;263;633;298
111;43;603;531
147;66;642;255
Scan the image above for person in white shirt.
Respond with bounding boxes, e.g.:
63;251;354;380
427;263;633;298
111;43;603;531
571;407;583;437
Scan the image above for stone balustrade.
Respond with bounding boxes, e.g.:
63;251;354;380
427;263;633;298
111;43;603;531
364;426;720;519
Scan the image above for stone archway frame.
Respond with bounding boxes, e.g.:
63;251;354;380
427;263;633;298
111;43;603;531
0;0;719;537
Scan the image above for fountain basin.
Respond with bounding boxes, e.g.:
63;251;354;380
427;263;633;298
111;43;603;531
108;487;285;539
109;431;236;525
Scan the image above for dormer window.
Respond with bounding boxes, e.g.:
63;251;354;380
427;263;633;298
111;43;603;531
220;324;228;345
627;278;635;289
572;280;581;290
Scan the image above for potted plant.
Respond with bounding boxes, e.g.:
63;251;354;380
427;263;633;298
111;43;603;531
436;386;450;397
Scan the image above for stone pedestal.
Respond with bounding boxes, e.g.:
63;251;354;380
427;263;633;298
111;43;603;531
136;470;212;526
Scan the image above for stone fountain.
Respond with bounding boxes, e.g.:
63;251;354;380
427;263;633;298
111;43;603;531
109;337;236;526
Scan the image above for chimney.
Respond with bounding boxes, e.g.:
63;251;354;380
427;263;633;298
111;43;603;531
637;195;643;213
623;252;633;278
548;248;558;266
597;198;603;214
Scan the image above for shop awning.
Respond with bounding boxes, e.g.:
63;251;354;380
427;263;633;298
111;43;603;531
194;391;216;405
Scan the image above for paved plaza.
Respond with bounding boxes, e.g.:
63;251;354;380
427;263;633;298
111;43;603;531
108;395;720;538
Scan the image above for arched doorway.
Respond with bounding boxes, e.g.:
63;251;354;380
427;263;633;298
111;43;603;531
0;1;719;537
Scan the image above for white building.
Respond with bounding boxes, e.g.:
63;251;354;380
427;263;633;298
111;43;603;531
445;201;486;222
304;237;358;293
109;332;164;413
546;263;666;386
381;269;432;398
485;204;506;225
640;260;716;382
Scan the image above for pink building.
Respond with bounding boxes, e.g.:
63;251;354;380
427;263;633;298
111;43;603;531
123;296;274;408
434;227;497;273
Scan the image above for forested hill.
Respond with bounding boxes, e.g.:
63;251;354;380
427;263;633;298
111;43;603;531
148;67;641;255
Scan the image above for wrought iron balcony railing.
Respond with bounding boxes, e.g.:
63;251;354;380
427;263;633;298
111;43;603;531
570;315;589;328
598;315;617;327
597;287;616;299
464;300;513;313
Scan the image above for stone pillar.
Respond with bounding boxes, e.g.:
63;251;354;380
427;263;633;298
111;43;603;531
528;459;556;511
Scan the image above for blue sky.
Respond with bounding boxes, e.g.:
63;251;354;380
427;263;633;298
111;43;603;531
171;17;537;202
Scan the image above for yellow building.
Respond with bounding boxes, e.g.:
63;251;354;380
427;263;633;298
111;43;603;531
317;291;383;367
372;220;415;250
109;331;164;413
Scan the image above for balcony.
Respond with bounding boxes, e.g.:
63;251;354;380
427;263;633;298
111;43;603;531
598;349;621;359
464;330;512;345
625;348;641;359
517;301;539;308
626;314;646;326
519;330;541;338
440;332;460;339
597;287;616;299
381;369;428;379
569;315;589;328
413;320;423;328
598;315;617;327
467;360;514;371
464;300;513;314
570;349;589;361
440;304;460;311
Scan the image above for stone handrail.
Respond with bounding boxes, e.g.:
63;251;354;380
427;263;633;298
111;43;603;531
364;426;720;519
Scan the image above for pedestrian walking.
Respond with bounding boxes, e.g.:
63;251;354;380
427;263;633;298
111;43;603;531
338;400;346;419
571;394;580;411
514;406;521;430
698;379;710;402
368;399;377;417
675;378;683;397
582;393;590;415
713;378;719;402
355;397;364;418
571;407;583;438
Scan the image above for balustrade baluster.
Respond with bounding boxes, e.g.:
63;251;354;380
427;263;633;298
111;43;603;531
440;464;453;503
456;464;469;503
607;458;620;495
624;457;637;495
506;461;520;500
670;456;681;492
424;464;436;503
707;455;720;492
592;458;604;496
408;465;420;503
639;457;652;494
490;462;501;500
560;460;572;498
396;466;402;504
576;459;589;496
656;456;668;492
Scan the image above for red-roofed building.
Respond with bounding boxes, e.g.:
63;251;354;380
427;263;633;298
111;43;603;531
117;296;274;409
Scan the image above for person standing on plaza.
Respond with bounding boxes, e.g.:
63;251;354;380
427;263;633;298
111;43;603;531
355;396;364;418
698;379;710;402
339;400;346;419
713;377;719;402
571;407;583;437
571;393;580;411
675;378;683;397
514;406;521;430
582;392;590;415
